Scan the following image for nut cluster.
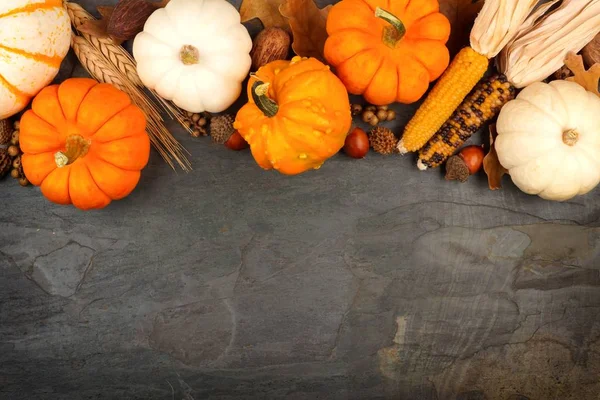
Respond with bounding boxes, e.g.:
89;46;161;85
183;111;211;137
0;120;29;186
351;103;396;127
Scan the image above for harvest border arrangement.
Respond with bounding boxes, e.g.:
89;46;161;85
1;0;600;210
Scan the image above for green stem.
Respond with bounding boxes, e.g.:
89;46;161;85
251;80;278;117
375;7;406;48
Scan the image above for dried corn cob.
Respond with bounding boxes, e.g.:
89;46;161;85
397;0;543;155
397;47;489;154
417;74;515;170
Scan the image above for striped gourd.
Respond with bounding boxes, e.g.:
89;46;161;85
0;0;71;119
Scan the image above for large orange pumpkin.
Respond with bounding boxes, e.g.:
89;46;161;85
234;56;352;175
20;78;150;211
324;0;451;105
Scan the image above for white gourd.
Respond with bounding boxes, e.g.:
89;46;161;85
132;0;252;113
0;0;71;119
495;80;600;201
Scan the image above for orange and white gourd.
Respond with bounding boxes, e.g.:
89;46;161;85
0;0;71;119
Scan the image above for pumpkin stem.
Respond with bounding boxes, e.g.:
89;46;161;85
562;129;579;146
54;135;91;168
251;80;278;118
180;45;200;65
375;7;406;48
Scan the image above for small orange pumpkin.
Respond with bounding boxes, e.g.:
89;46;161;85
20;78;150;210
234;56;352;175
324;0;451;105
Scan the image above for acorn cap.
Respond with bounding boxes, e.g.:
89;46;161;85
0;119;12;146
210;114;235;144
369;126;398;155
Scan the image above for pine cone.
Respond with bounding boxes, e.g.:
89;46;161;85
210;114;235;144
0;119;12;145
369;127;398;155
0;149;11;177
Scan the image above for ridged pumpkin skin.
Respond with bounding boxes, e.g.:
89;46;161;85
0;0;71;119
324;0;451;105
20;78;150;211
234;56;352;175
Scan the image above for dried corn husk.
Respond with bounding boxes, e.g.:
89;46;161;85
499;0;600;88
470;0;539;58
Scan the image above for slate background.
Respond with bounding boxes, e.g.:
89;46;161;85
2;0;600;399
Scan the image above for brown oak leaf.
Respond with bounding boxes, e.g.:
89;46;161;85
240;0;289;31
439;0;484;57
564;52;600;97
483;123;508;190
279;0;331;63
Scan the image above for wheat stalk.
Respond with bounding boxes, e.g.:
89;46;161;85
65;1;192;171
65;2;143;87
71;35;129;91
64;1;191;129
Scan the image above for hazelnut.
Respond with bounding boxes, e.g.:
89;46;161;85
351;104;363;116
362;110;375;123
343;127;369;159
7;145;19;157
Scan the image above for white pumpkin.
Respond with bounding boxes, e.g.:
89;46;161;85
132;0;252;113
496;80;600;201
0;0;71;119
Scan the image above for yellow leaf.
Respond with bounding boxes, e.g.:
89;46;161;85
564;52;600;97
279;0;331;62
240;0;289;31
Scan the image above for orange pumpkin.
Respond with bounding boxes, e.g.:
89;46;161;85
20;78;150;210
324;0;451;105
234;56;352;175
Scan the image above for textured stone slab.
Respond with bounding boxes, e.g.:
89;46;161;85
1;0;600;399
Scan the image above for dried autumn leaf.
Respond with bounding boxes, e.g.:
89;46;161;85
240;0;289;31
582;33;600;68
279;0;331;62
564;52;600;97
77;0;169;44
438;0;483;57
483;124;508;190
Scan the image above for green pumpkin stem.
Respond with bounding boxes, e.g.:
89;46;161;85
375;7;406;48
55;135;91;168
251;80;278;118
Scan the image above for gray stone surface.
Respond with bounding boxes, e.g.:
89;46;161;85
2;0;600;399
